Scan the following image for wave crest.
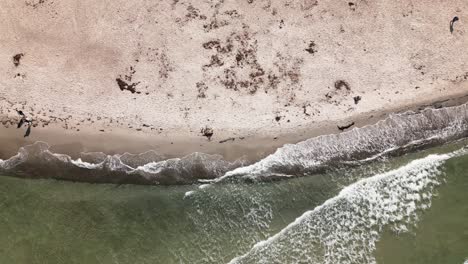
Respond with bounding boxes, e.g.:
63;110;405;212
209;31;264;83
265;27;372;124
229;152;456;264
0;142;245;185
223;104;468;181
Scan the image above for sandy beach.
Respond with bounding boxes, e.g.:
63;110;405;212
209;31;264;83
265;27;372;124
0;0;467;160
1;92;468;163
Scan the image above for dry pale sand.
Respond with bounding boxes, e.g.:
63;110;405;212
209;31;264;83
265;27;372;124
0;0;467;160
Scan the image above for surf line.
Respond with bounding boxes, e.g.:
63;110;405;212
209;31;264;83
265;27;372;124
228;148;467;263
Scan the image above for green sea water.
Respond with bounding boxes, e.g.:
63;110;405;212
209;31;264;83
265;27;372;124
0;141;467;263
375;150;468;264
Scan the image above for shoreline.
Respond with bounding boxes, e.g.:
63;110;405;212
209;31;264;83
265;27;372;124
1;97;467;185
1;90;468;162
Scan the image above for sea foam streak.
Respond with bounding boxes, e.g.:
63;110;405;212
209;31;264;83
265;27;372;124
228;149;466;264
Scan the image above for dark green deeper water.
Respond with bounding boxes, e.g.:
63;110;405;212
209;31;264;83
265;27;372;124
0;141;467;264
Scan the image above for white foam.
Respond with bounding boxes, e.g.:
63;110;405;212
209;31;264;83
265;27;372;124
135;158;180;173
184;190;195;198
71;158;103;169
222;104;468;181
0;141;245;184
199;184;211;189
229;153;453;264
198;179;215;183
0;152;24;170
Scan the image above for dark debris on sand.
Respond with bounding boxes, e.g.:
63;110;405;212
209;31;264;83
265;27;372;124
335;80;351;90
13;53;24;67
201;126;214;140
305;41;317;54
353;96;361;104
337;121;355;131
219;137;235;143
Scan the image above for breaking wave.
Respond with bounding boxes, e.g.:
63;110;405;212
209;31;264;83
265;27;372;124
0;142;245;185
228;147;468;264
0;103;467;185
221;103;468;182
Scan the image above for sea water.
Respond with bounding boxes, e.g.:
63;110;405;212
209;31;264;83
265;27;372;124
0;140;467;264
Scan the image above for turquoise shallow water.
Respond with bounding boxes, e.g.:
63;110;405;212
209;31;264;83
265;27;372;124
0;141;467;263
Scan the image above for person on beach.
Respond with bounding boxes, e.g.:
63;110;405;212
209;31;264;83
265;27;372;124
15;109;32;137
24;122;32;137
